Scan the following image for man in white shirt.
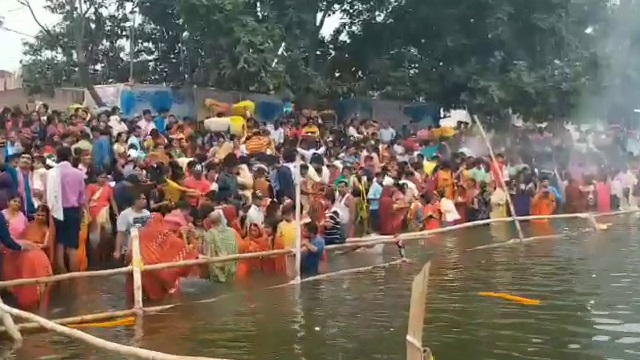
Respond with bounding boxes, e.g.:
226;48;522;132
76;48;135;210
268;121;285;148
379;123;396;144
298;141;326;163
245;191;265;228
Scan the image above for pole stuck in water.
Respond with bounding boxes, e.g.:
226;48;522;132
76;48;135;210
131;227;144;313
293;153;302;284
406;261;431;360
472;115;525;242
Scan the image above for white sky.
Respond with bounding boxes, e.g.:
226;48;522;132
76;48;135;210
0;0;340;72
0;0;59;71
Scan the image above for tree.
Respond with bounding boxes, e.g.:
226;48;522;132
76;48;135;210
18;0;136;106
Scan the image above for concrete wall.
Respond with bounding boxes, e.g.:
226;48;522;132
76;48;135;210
2;85;427;126
0;88;85;112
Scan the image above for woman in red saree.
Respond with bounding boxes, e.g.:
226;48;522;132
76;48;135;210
126;214;199;301
564;178;585;213
379;187;409;235
422;195;441;230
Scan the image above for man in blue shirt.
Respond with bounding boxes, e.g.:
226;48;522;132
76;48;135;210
367;172;384;233
301;222;325;277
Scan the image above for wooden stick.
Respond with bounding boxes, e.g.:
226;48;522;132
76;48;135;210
465;234;565;251
1;209;637;290
0;303;228;360
472;115;524;242
131;227;144;313
406;261;431;360
0;249;293;289
0;304;176;333
0;296;21;344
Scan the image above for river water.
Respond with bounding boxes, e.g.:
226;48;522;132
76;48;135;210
7;214;640;360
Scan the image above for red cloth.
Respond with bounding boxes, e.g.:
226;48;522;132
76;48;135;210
379;187;404;235
184;177;211;206
126;215;199;301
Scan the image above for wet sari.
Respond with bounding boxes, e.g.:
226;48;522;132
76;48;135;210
596;181;611;213
202;220;239;283
2;240;52;310
422;203;441;230
379;187;406;235
245;225;270;272
531;192;557;219
126;214;199;301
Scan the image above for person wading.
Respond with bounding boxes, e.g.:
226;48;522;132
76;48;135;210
47;146;86;273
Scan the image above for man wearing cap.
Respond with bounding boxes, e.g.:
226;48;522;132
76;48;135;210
245;191;265;229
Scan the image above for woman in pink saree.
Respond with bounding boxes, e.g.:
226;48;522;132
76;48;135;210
2;195;28;239
596;174;611;213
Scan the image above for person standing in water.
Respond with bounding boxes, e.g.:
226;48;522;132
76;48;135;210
300;221;325;277
47;146;86;273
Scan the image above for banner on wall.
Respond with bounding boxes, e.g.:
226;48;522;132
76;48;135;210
84;84;196;119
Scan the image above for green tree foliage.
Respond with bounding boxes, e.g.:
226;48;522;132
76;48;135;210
16;0;634;120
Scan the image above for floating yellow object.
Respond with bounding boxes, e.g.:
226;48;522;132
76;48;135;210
68;317;136;329
229;115;246;137
231;100;255;118
478;292;541;305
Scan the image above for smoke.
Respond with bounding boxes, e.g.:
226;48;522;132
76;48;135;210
575;0;640;123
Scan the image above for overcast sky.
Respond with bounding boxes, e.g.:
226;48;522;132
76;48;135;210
0;0;340;72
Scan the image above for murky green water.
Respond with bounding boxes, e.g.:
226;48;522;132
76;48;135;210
6;215;640;359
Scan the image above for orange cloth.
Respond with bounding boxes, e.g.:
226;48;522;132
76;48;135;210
531;191;556;218
126;214;199;301
436;170;455;199
2;241;52;310
244;135;272;155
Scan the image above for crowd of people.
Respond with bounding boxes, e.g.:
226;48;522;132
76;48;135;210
0;102;635;309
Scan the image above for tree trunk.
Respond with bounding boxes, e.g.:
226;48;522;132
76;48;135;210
72;0;105;107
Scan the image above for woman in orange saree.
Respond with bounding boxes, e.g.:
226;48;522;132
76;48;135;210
21;205;51;258
86;170;117;262
237;227;259;280
261;221;287;274
1;201;52;310
126;214;199;301
245;223;270;271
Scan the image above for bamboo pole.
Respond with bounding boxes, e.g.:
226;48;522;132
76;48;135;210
472;115;525;242
0;297;21;344
406;261;431;360
0;305;175;333
0;302;228;360
0;210;637;291
294;154;302;284
465;234;565;251
131;227;144;313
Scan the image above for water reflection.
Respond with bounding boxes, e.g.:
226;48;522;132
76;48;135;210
6;217;640;359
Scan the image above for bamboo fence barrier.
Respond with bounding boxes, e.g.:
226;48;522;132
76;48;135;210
0;204;635;358
0;302;230;360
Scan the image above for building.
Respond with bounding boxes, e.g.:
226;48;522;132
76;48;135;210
0;70;23;91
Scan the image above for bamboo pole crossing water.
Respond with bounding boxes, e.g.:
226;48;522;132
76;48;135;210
0;207;633;358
